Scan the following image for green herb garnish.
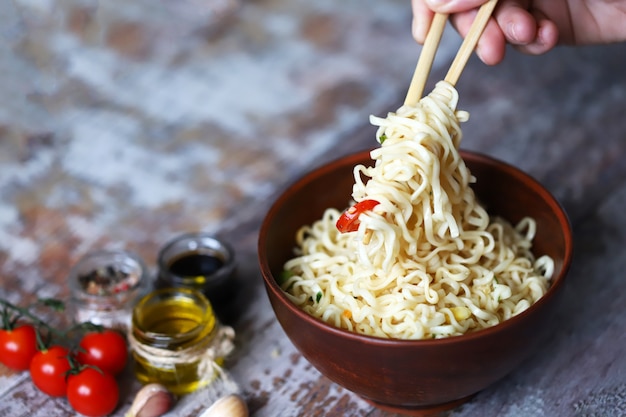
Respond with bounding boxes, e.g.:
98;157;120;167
278;270;294;286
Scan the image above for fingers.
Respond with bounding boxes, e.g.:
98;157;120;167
413;0;508;64
412;0;560;64
450;11;507;65
492;4;559;55
411;0;487;43
424;0;490;13
411;0;435;43
511;9;559;55
494;1;537;45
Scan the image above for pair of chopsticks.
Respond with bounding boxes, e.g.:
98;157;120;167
404;0;499;106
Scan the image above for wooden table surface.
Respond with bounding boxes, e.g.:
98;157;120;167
1;0;625;416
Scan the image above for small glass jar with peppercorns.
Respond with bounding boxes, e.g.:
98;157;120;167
68;250;149;331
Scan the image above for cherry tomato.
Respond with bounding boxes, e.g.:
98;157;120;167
29;345;72;397
67;367;119;417
76;330;127;376
336;199;380;233
0;324;38;371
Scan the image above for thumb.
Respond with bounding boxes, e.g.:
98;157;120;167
425;0;489;13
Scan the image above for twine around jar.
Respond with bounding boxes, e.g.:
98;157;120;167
128;324;236;384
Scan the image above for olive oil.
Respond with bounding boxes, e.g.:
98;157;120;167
131;288;218;395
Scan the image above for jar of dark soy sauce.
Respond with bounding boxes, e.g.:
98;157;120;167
156;233;237;323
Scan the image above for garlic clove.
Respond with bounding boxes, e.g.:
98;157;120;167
126;383;176;417
199;394;248;417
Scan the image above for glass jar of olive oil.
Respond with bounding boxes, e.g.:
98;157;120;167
130;288;224;395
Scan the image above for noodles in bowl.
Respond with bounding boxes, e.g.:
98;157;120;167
279;81;554;340
258;81;572;414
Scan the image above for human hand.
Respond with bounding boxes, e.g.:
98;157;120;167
411;0;626;65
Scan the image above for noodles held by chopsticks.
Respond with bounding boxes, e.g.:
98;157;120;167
281;81;554;340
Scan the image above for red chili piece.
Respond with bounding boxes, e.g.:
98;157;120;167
336;199;380;233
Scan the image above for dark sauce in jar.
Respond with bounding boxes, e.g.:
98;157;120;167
156;233;237;323
167;252;224;280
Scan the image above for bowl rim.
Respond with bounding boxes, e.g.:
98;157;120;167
258;149;573;346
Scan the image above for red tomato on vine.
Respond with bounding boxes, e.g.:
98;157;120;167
29;345;72;396
76;329;128;376
0;324;38;371
67;367;119;417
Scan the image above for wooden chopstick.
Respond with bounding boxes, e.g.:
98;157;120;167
444;0;499;85
404;12;448;106
404;0;499;106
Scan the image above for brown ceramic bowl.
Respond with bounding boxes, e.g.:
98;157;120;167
258;150;573;416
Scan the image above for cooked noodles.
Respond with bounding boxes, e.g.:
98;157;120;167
281;81;554;339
